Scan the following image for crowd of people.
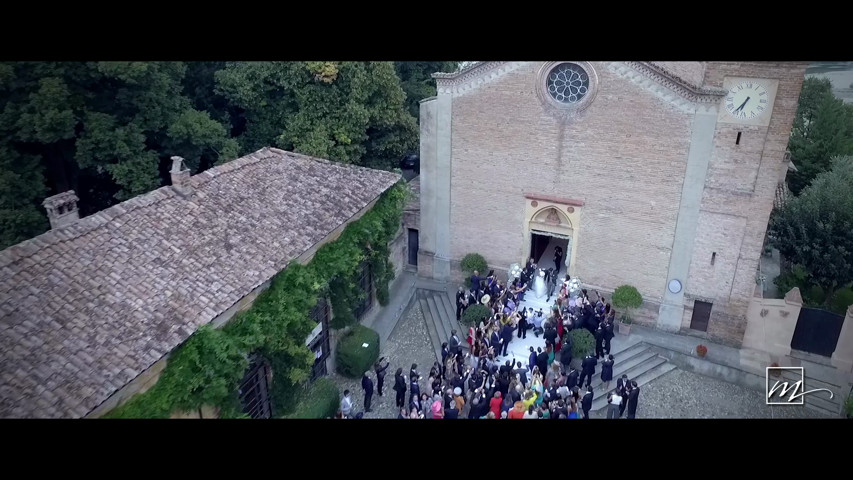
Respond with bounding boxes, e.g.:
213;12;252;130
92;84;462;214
336;257;642;419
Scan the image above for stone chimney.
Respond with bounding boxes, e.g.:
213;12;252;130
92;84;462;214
170;156;191;196
42;190;80;230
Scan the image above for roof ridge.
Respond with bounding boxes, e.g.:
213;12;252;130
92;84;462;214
0;148;279;269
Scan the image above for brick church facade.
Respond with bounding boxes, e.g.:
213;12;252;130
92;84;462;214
417;61;808;346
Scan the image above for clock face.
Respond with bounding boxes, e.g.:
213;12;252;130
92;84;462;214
724;81;769;120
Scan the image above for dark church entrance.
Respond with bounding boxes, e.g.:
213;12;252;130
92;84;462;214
529;231;570;278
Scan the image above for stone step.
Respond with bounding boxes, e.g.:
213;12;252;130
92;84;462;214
607;338;645;358
425;295;452;342
590;355;667;407
430;292;454;340
592;360;677;412
587;348;658;393
417;295;442;363
776;371;842;414
438;290;464;336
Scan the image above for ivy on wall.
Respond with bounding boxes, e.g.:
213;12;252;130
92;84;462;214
104;182;407;418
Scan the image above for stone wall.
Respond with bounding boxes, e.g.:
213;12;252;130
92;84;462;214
742;287;803;357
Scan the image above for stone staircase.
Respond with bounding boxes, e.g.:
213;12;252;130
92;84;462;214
776;363;847;417
590;341;677;412
416;286;468;363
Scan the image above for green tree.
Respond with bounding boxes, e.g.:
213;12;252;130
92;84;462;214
769;156;853;307
215;61;418;170
394;62;459;119
0;62;238;248
788;77;853;194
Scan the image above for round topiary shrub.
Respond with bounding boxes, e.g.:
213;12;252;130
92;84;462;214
461;304;491;326
612;285;643;322
570;328;595;359
460;253;488;276
335;325;380;378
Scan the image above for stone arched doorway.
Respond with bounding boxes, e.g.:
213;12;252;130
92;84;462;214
522;196;582;278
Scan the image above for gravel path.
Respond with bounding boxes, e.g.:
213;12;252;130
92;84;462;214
327;301;438;418
590;369;832;419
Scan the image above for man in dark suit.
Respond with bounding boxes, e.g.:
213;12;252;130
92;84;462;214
456;286;468;321
361;371;374;413
594;326;605;359
449;330;461;356
566;367;579;390
617;375;629;417
500;323;514;357
603;318;615;355
490;329;502;353
560;337;573;372
536;347;550;377
440;342;450;378
543;322;558;346
374;357;390;396
528;346;538;372
626;380;640;419
554;246;563;272
579;354;597;389
581;385;594;419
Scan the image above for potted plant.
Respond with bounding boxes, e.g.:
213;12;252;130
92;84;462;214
612;285;642;335
768;362;782;378
695;344;708;358
618;316;633;335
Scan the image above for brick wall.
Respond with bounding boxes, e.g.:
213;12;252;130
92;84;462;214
449;62;693;302
687;62;807;344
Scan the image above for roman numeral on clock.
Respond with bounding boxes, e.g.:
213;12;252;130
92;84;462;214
759;91;766;96
760;99;767;103
727;103;735;110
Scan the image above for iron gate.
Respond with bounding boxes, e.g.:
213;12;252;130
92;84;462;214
790;307;845;357
238;355;273;419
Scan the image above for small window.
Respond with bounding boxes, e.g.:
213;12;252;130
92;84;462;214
711;252;716;265
736;132;742;145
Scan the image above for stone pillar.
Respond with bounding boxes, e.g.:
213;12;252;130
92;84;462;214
657;108;717;331
417;98;438;279
831;305;853;373
432;93;453;281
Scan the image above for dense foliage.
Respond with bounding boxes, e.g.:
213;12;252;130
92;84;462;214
104;182;406;418
570;328;595;359
460;253;488;275
461;304;491;326
612;285;642;322
787;77;853;195
335;325;381;378
394;62;459;119
769;157;853;309
0;61;448;249
285;377;341;419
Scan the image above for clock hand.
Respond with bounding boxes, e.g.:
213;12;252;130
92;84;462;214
733;96;751;114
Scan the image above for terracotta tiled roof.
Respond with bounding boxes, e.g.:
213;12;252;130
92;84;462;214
0;147;400;418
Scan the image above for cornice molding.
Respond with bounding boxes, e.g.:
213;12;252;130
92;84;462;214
433;62;529;97
607;62;727;114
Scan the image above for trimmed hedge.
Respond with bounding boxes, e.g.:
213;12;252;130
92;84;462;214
286;377;340;419
460;253;488;275
461;304;491;326
570;328;595;359
336;325;380;378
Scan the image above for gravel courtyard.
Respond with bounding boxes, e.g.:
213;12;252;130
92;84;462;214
590;369;831;419
329;304;834;419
